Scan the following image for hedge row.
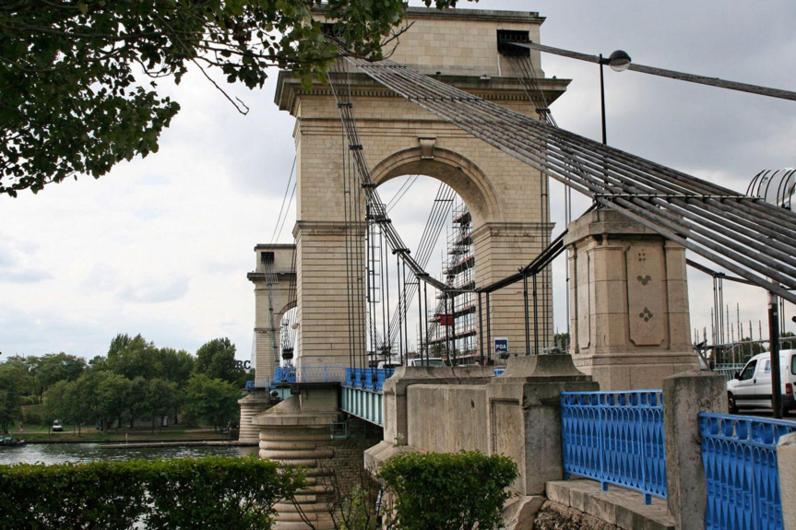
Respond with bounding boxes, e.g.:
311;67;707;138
0;456;305;530
378;451;518;530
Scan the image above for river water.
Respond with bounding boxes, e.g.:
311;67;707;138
0;443;259;466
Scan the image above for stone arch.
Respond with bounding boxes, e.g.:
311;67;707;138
370;147;499;229
276;299;297;327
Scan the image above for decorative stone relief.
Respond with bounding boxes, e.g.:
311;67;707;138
577;250;591;349
626;245;665;346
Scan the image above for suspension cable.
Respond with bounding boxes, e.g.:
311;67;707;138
346;54;796;305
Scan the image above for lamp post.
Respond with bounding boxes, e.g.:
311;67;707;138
598;50;632;145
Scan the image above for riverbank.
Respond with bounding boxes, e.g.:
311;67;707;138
99;441;256;449
7;426;238;444
0;441;259;466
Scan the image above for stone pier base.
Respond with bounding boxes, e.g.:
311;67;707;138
238;391;271;444
253;387;382;529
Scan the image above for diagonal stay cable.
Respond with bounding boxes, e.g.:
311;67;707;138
326;63;453;293
348;56;796;305
387;183;456;346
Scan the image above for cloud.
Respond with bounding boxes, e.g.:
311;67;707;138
1;269;53;284
1;0;794;362
118;276;191;304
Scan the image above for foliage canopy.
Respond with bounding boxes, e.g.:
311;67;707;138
0;0;459;196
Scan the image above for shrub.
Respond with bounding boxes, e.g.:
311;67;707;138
0;456;305;530
378;451;518;530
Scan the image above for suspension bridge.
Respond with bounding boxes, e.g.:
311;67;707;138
236;8;796;529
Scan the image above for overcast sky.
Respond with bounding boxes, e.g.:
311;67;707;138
1;0;794;362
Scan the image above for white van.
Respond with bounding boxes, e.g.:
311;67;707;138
726;349;796;414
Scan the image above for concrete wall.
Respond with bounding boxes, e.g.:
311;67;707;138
407;385;488;453
370;356;597;496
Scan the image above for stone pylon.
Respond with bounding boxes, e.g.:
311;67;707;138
564;209;698;389
276;7;570;366
239;244;296;444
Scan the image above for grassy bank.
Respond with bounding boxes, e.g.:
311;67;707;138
8;424;237;443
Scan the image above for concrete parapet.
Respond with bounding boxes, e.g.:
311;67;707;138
487;355;597;495
407;385;488;453
363;440;420;472
662;371;727;530
377;356;596;496
382;365;493;446
502;495;545;530
777;432;796;530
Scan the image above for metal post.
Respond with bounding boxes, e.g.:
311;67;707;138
769;292;783;418
402;261;408;365
417;275;423;364
444;294;450;363
424;281;429;363
523;273;531;355
384;239;390;362
486;293;492;363
533;274;539;356
396;254;403;364
451;292;457;365
599;54;607;145
478;292;484;366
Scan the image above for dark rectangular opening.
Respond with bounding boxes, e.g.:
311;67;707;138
261;251;275;265
321;22;342;38
497;30;530;57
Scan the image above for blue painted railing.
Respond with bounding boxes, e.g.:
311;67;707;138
274;366;296;384
273;365;347;385
700;413;796;530
345;368;395;392
561;390;666;504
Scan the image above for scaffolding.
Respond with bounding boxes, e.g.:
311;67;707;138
422;200;478;364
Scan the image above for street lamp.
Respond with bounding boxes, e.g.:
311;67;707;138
598;50;632;145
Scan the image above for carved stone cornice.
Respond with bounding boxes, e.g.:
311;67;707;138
275;71;569;116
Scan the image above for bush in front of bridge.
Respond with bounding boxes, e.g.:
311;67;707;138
0;455;305;530
378;450;518;530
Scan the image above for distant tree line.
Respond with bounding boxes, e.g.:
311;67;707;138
0;335;252;434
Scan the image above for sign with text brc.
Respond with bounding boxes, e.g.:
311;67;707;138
494;337;508;355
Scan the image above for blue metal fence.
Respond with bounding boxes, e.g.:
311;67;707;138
339;368;395;426
700;413;796;530
561;390;667;504
345;368;395;392
273;365;347;385
274;366;296;384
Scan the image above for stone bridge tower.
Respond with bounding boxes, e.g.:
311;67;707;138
275;8;569;366
239;243;295;444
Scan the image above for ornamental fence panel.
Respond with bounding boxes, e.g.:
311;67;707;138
296;364;347;383
700;413;796;530
560;390;666;504
272;365;348;385
344;368;395;392
273;366;296;384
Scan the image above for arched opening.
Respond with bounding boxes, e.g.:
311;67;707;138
368;172;478;366
370;147;499;229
